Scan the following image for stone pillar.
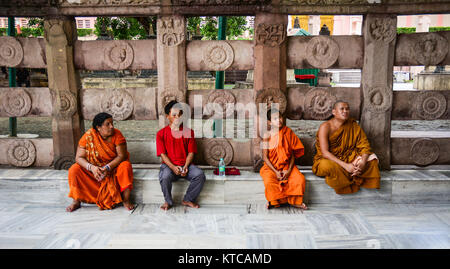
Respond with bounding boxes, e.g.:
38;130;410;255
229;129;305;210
252;13;288;170
156;15;187;128
44;16;84;169
360;14;397;170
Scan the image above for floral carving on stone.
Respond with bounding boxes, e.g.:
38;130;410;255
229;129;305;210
1;88;32;117
255;23;286;47
414;33;449;66
54;155;75;170
101;88;134;120
304;88;337;120
410;138;440;166
104;41;134;70
202;41;234;71
157;17;185;47
204;138;233;166
7;140;36;167
55;90;77;119
415;91;447;120
158;89;185;115
204;90;236;119
368;17;397;43
255;88;287;114
365;86;392;113
0;37;24;67
306;36;339;69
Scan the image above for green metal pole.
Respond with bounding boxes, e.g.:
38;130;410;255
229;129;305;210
213;16;227;138
8;17;17;137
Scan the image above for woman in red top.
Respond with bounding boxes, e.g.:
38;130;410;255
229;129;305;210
156;100;206;211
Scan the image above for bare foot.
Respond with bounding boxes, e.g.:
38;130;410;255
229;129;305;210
182;200;199;209
66;200;81;212
123;200;135;211
292;203;308;210
265;202;273;210
160;202;172;211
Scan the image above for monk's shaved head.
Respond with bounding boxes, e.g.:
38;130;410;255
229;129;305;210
333;100;350;109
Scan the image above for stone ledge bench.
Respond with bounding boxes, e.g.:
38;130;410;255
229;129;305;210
0;167;449;205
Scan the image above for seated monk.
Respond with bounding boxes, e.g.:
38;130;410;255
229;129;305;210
66;112;134;212
312;101;380;194
156;100;206;211
260;108;308;210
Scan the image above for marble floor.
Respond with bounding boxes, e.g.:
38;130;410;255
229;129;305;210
0;202;448;249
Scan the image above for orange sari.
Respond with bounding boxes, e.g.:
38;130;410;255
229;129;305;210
68;128;133;210
259;126;306;207
312;118;380;194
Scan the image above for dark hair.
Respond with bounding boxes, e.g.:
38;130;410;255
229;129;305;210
164;100;181;115
267;108;281;121
92;112;113;131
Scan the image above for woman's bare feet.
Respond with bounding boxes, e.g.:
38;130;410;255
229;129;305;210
182;200;199;208
160;202;172;211
123;200;134;211
292;203;308;210
66;200;81;212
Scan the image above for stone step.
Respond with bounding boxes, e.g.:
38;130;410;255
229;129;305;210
0;167;449;206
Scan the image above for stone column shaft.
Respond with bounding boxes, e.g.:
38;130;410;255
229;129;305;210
252;13;288;170
360;14;397;170
156;15;187;128
44;16;83;169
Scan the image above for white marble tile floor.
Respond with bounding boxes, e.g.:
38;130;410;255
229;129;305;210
0;202;448;249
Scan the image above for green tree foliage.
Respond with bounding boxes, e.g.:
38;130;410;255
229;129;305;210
94;17;148;40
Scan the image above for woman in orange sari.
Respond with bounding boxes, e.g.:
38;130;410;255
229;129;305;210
260;108;308;210
66;112;134;212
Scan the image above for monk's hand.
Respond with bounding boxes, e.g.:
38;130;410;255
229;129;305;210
281;169;291;181
275;170;283;180
343;163;359;175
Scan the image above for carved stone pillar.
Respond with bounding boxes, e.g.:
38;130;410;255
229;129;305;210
252;13;288;171
156;15;187;128
44;16;83;169
360;14;397;170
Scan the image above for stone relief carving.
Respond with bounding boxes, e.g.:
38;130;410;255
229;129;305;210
7;140;36;167
204;90;236;119
204;138;233;166
364;86;392;113
414;33;449;66
54;155;75;170
100;89;134;120
202;41;234;71
55;90;77;119
157;17;185;47
304;88;337;120
174;0;268;4
1;88;32;117
410;138;440;166
58;0;160;5
158;89;185;115
255;88;287;114
368;17;397;43
281;0;367;4
415;91;447;120
44;19;74;47
0;37;24;67
305;36;339;68
104;41;134;70
255;23;286;47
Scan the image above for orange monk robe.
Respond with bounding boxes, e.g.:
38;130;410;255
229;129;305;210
312;118;380;195
260;126;306;207
68;128;133;210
